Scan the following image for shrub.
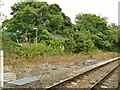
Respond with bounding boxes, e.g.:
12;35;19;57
16;43;47;58
15;42;64;58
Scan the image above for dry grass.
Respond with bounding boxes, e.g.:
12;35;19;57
4;52;119;68
91;52;119;61
4;52;119;78
33;54;90;65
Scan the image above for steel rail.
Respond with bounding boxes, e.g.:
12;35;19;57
44;57;120;90
88;65;119;90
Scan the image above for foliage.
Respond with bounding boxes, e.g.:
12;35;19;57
64;37;75;53
74;13;119;52
16;43;46;57
118;28;120;52
1;1;119;57
2;31;17;52
15;42;64;58
2;2;73;43
73;32;94;53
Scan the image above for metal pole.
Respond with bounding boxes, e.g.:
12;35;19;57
36;29;38;45
0;50;3;88
33;27;38;45
0;0;3;88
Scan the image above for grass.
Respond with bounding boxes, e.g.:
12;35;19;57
3;51;119;80
4;51;119;70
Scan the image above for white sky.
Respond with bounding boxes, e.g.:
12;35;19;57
0;0;119;25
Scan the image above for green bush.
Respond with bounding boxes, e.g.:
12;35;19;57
15;42;64;58
73;32;95;53
16;43;47;58
46;45;64;55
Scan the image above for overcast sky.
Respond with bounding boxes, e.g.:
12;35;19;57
0;0;119;25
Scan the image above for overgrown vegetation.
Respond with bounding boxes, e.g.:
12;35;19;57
1;1;119;59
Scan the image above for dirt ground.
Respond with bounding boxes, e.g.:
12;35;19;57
3;52;119;88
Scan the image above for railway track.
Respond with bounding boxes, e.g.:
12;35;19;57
89;65;119;90
44;57;120;90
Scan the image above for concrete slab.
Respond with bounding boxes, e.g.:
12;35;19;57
4;72;15;77
7;76;39;85
85;59;96;63
4;72;16;82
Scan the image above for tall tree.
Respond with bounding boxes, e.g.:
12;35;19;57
2;1;73;43
74;13;118;51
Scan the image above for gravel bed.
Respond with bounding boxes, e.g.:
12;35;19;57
4;59;100;88
98;66;119;88
3;58;119;88
53;60;118;88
